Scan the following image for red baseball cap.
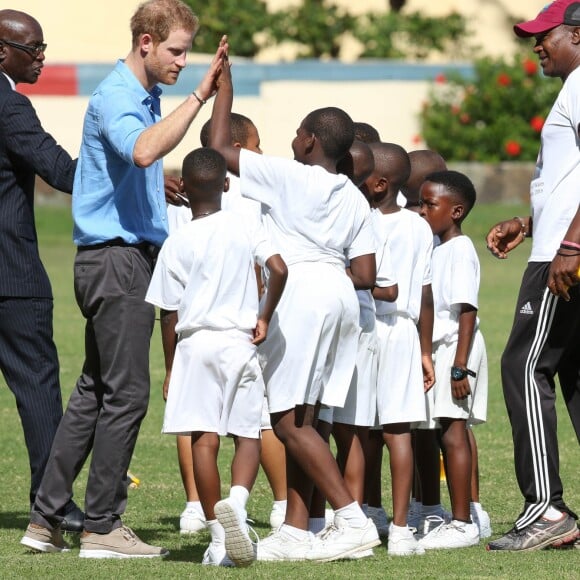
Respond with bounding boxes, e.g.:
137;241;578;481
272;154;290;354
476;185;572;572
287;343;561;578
514;1;580;37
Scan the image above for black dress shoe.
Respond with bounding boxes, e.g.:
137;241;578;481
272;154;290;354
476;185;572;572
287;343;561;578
61;503;85;533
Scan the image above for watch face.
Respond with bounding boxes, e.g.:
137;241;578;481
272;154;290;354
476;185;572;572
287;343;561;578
451;367;466;381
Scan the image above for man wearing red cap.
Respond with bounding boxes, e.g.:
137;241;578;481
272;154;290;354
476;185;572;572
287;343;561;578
486;0;580;552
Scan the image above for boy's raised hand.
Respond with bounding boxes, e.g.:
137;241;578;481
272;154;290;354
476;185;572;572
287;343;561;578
195;35;229;101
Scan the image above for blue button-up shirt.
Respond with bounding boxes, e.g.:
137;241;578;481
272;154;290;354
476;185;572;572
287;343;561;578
72;60;167;246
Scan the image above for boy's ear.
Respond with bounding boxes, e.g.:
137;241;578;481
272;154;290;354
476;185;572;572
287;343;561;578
451;202;465;221
304;132;316;155
374;176;389;194
179;177;185;192
233;141;243;149
223;176;230;193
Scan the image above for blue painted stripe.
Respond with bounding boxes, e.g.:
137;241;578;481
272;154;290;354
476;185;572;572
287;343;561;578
75;60;475;97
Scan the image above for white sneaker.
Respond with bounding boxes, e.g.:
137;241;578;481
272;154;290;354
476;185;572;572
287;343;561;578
202;541;234;567
368;506;390;538
387;523;425;556
415;507;452;538
418;520;479;550
471;507;492;539
269;503;286;530
214;498;255;567
307;516;380;562
179;505;207;534
257;527;315;561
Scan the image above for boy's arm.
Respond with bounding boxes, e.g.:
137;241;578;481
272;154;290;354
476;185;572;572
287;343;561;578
451;304;477;400
348;253;376;290
208;54;241;176
371;283;398;302
252;254;288;345
160;309;178;401
419;283;435;392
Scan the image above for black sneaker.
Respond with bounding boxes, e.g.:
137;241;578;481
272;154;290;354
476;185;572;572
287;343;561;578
486;513;579;552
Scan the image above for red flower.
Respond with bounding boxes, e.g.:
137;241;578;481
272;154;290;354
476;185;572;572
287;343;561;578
459;113;471;125
411;134;423;145
497;72;512;87
434;73;447;84
450;104;460;115
523;58;538;75
505;140;522;157
530;115;544;132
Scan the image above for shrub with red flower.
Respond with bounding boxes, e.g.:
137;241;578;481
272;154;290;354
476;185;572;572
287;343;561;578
434;73;447;84
497;72;512;86
420;54;560;161
530;116;545;132
523;58;538;76
505;140;522;157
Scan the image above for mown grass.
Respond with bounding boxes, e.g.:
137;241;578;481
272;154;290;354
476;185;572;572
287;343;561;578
0;203;578;578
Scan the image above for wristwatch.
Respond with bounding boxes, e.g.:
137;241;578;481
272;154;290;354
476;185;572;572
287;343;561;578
450;366;477;381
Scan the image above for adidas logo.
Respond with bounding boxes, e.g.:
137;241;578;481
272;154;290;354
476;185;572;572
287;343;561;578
519;302;534;315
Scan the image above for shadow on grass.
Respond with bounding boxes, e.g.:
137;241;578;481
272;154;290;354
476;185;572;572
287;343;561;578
0;511;29;530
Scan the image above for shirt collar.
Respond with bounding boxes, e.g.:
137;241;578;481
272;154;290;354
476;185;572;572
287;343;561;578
114;59;163;104
2;72;16;90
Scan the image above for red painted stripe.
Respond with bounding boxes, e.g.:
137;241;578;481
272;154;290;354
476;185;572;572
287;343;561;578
18;65;78;96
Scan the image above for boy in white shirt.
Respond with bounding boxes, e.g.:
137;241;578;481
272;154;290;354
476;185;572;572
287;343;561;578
209;55;380;563
365;142;436;556
146;147;287;567
418;170;487;550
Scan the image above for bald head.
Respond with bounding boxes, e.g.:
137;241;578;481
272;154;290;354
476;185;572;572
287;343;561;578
401;150;447;207
369;142;411;191
0;10;44;84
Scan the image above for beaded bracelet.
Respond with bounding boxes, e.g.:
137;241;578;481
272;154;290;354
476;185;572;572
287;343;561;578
556;250;580;257
513;216;527;237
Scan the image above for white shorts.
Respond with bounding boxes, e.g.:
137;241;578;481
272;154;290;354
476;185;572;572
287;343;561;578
162;328;264;438
376;314;426;425
261;396;272;430
333;323;378;427
259;262;360;413
420;329;488;428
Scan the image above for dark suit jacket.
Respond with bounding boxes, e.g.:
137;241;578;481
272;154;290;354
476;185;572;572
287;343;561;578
0;73;76;298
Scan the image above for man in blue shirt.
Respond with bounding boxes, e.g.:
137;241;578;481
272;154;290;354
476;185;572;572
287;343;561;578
22;0;227;558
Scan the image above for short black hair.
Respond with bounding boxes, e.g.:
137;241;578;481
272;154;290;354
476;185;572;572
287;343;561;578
401;149;447;204
182;147;227;200
425;170;476;216
337;140;374;188
353;121;381;144
369;142;411;191
200;112;255;147
303;107;355;161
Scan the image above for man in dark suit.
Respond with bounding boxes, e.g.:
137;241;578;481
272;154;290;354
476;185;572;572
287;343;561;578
0;9;81;529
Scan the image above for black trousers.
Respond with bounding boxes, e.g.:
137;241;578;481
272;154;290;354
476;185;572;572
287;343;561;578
501;262;580;530
32;246;155;533
0;297;63;505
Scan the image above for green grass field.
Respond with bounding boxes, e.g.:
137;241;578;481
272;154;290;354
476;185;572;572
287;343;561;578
0;203;578;578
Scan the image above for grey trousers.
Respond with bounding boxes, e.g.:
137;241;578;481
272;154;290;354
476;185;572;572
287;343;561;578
32;245;155;533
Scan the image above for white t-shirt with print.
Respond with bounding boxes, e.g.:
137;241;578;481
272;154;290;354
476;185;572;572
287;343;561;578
529;65;580;262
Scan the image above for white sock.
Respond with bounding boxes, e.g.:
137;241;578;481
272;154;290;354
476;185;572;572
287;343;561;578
391;523;411;534
273;499;287;511
207;519;225;543
280;523;309;540
229;485;250;511
543;505;563;521
308;517;326;534
335;501;368;528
